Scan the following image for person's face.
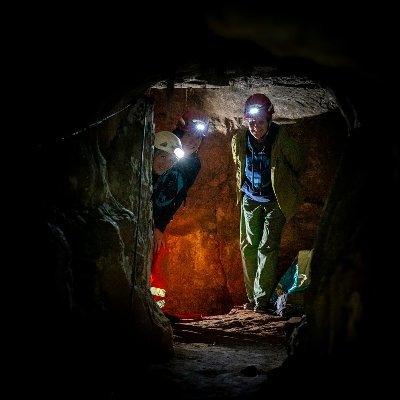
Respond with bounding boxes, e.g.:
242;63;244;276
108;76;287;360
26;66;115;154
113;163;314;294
152;150;176;176
181;132;202;155
247;117;270;141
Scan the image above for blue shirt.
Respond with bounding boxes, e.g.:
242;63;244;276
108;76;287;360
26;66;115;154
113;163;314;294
241;128;278;202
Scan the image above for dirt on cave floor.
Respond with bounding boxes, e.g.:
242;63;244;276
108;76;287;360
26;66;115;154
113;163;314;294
145;306;302;400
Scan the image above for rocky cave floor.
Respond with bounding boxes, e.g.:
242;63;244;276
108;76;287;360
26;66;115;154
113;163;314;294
144;306;302;400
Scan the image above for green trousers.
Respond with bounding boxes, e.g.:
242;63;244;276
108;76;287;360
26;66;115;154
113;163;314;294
240;196;286;308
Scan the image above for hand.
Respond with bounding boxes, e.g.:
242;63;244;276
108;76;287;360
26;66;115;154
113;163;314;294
153;228;165;253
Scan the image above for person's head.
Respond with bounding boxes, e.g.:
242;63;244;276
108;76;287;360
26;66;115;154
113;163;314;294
175;110;210;156
244;93;274;141
153;131;184;176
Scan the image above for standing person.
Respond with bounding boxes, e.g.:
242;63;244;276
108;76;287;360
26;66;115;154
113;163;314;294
231;94;305;313
151;130;184;310
151;110;210;317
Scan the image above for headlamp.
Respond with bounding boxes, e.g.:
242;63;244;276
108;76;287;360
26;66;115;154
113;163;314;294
174;147;185;159
192;119;206;132
248;105;262;115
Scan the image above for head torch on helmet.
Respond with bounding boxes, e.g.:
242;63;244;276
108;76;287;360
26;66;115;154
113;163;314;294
248;105;263;116
154;131;184;159
174;147;184;159
181;110;210;137
192;119;206;132
244;93;274;120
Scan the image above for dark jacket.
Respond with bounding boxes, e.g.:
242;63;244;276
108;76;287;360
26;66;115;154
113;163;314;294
152;153;201;232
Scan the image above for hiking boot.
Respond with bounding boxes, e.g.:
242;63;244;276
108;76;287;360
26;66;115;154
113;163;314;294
279;304;303;319
243;301;255;310
254;304;276;315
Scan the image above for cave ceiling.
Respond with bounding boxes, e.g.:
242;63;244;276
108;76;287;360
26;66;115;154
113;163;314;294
151;69;339;122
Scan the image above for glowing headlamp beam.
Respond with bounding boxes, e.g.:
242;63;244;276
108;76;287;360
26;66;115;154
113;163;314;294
191;119;206;132
174;148;185;159
195;122;205;131
248;106;260;115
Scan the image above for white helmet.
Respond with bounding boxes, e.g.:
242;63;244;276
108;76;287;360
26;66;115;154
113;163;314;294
154;131;184;159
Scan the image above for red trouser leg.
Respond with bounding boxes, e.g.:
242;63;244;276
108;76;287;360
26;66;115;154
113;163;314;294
150;241;169;309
